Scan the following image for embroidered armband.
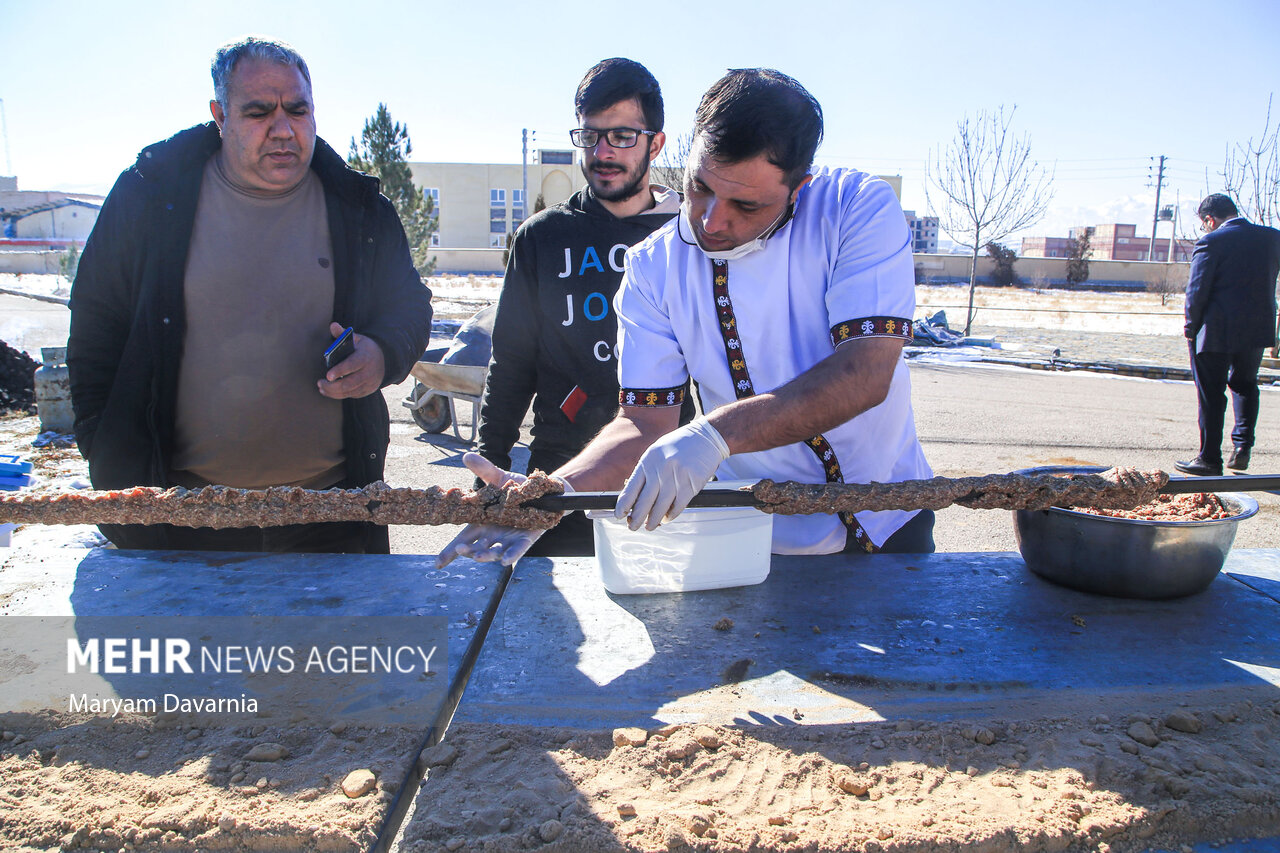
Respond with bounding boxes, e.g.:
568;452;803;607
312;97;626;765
829;316;913;346
619;386;686;408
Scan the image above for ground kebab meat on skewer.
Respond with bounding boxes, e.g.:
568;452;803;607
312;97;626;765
0;467;1211;530
1073;491;1233;521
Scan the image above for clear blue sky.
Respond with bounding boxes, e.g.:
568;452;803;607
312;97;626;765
2;0;1277;245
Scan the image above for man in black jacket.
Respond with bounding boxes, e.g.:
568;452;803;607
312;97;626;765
477;58;687;555
1177;193;1280;476
67;36;432;552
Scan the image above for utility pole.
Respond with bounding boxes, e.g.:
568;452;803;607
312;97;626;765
521;128;535;228
1148;155;1167;260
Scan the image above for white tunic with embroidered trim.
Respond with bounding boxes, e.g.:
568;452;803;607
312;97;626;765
615;167;933;554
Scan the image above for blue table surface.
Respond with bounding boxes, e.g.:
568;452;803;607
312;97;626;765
456;549;1280;728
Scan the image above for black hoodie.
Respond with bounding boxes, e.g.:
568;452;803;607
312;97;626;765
478;186;686;473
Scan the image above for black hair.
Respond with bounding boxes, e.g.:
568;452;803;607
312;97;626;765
574;58;664;131
693;68;823;189
1197;193;1239;221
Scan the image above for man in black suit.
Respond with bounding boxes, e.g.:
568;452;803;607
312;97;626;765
1176;193;1280;476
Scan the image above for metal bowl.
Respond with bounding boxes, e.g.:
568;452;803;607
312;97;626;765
1012;465;1259;599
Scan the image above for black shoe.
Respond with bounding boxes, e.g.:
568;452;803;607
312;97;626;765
1175;456;1224;477
1227;448;1251;471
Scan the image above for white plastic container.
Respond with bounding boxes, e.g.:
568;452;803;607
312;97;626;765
592;498;773;594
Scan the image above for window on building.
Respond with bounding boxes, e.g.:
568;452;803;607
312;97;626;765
430;232;440;248
512;188;526;224
541;150;574;165
489;233;507;248
426;188;440;210
490;189;507;231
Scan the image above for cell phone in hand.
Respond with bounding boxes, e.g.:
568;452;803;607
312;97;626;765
323;327;356;370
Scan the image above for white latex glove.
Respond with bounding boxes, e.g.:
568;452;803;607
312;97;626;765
616;417;731;531
436;452;568;568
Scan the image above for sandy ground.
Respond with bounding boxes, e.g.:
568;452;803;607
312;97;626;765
0;711;419;853
3;275;1280;851
401;696;1280;853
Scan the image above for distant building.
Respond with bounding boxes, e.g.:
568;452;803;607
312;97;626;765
902;210;939;254
408;150;581;250
407;158;908;252
1022;223;1194;262
405;158;908;272
1020;234;1078;259
876;175;903;200
0;179;103;246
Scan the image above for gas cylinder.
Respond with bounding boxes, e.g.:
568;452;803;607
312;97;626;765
34;346;74;434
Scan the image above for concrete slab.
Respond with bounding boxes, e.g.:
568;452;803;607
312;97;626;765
0;547;507;727
455;549;1280;729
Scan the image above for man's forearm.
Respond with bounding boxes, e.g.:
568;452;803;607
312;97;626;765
709;337;904;455
555;407;677;492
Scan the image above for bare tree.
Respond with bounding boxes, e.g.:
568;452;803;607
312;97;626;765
652;130;694;191
926;105;1054;335
1221;94;1280;228
1145;262;1188;307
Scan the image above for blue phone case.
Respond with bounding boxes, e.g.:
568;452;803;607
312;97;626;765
324;327;355;369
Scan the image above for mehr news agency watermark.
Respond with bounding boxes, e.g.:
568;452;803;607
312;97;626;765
0;613;449;722
65;636;441;717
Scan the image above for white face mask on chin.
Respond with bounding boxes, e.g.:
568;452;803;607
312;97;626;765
678;203;790;262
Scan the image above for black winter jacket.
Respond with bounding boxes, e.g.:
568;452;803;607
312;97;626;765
67;122;432;548
477;187;684;473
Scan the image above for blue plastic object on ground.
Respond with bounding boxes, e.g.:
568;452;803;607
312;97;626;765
0;454;33;476
0;473;33;491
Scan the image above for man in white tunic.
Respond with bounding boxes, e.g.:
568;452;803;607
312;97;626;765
441;68;933;565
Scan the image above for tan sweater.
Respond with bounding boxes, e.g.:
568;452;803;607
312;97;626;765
171;154;344;489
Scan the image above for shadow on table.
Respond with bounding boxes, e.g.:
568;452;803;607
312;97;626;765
464;552;1280;729
403;551;1280;849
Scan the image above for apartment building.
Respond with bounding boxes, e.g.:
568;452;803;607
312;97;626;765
902;209;939;254
1023;223;1194;262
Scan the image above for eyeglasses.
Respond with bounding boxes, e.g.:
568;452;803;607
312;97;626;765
569;127;656;149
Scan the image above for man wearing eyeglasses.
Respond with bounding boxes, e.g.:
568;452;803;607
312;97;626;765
476;57;690;556
1176;193;1280;476
444;68;934;567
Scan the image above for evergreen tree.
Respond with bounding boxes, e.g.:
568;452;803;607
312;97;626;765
58;244;80;284
1065;229;1091;287
348;103;437;277
984;242;1019;287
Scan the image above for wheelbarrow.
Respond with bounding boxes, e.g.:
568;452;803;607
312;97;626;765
402;305;496;443
403;361;488;441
